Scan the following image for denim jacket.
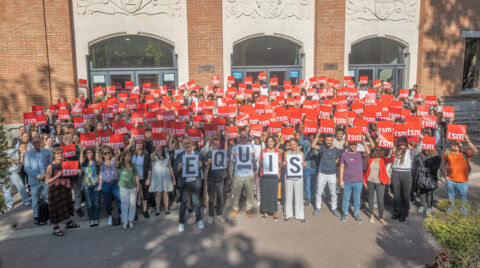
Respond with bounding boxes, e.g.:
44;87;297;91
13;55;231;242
24;148;52;186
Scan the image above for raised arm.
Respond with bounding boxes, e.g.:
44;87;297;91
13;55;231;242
465;134;478;157
311;129;322;151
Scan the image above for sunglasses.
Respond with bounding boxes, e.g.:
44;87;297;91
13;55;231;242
103;152;111;155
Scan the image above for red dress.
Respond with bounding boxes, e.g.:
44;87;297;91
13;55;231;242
48;163;74;224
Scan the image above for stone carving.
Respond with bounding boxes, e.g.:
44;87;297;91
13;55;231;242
76;0;181;17
347;0;417;22
225;0;311;20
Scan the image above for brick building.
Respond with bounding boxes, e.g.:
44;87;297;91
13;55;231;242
1;0;479;124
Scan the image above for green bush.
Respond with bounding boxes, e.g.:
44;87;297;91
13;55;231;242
424;199;480;267
0;116;10;214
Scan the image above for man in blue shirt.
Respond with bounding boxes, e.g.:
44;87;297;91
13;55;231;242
299;133;317;206
24;136;52;225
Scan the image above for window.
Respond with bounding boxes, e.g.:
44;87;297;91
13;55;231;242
462;38;480;89
232;36;301;66
350;37;405;65
90;35;174;69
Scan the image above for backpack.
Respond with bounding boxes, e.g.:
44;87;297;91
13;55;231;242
111;211;121;226
38;199;49;222
446;149;471;175
416;155;438;191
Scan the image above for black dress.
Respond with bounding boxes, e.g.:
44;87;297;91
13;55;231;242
48;163;74;224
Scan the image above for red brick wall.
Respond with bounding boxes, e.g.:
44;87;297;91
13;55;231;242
0;0;75;124
314;0;346;82
186;0;223;87
417;0;480;97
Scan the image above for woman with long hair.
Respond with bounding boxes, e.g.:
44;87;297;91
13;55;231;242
45;147;79;236
80;147;100;227
118;150;140;230
413;148;441;215
390;135;422;222
259;136;283;220
131;140;152;218
148;144;176;216
363;147;393;225
283;139;306;223
96;145;121;225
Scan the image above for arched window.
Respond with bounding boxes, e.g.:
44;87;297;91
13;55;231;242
232;36;301;66
349;37;405;65
90;35;175;69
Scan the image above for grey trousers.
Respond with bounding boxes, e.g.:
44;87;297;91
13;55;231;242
285;178;304;219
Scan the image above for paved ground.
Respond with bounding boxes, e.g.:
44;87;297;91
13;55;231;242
1;137;480;268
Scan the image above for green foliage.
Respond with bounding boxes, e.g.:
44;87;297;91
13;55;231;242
424;199;480;267
0;116;11;213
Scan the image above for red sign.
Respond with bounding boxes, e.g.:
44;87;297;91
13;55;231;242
422;115;437;128
399;89;409;98
378;133;394;149
347;127;363;142
80;133;96;147
406;121;422;137
393;124;407;137
359;76;368;85
35;115;47;127
226;126;239;139
61;144;76;159
97;129;113;144
131;127;146;141
377;121;393;134
446;124;467;141
417;105;429;116
153;133;167;147
304;120;317;134
442;106;455;119
425;96;438;106
24;112;36;125
110;134;125;149
259;72;267;81
62;161;79;177
250;125;263;137
270;78;278;87
422;136;436;151
282;128;295;141
320;120;335;134
58;110;70;121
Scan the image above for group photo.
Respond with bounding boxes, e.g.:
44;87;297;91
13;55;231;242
1;0;479;267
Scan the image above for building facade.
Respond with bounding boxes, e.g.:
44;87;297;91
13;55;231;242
1;0;479;123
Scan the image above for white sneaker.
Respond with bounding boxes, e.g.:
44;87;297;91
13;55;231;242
122;224;127;230
207;216;214;224
217;215;226;223
129;222;134;229
108;216;112;225
197;220;205;229
178;223;184;232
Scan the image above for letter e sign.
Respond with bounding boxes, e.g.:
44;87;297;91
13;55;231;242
182;154;199;177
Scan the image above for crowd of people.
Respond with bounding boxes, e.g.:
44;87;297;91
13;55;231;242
3;77;477;236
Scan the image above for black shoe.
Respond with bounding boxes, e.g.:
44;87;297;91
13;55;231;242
76;209;84;218
34;217;41;225
304;199;310;206
188;208;193;214
143;211;150;219
391;214;399;220
134;214;138;221
399;217;406;222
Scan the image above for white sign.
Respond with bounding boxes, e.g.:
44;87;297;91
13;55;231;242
236;145;252;170
182;154;199;177
262;152;279;175
163;73;175;82
211;150;227;170
286;153;303;177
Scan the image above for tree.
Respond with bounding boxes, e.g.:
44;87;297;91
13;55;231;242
0;114;11;213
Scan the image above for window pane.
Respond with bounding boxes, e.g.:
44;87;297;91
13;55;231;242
462;39;479;89
91;36;174;68
233;36;300;66
350;38;405;65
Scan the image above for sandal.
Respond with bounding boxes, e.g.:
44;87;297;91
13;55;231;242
52;226;64;237
65;221;80;229
273;214;279;222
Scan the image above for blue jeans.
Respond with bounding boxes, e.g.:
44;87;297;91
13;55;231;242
303;168;316;201
30;182;48;218
82;185;100;220
5;173;30;207
101;181;121;216
342;181;363;216
2;184;13;209
446;180;468;204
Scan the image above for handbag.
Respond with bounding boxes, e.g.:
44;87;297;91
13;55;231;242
417;155;438;191
38;199;49;222
111;211;121;226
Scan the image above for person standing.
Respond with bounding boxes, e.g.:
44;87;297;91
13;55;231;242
231;132;257;218
441;134;477;213
363;147;392;225
3;142;31;210
174;137;204;232
96;145;122;225
131;140;152;219
62;133;84;217
24;136;52;225
283;139;306;222
80;147;100;227
413;148;441;215
299;133;317;206
204;137;229;224
148;145;175;216
311;131;342;218
259;136;282;220
117;150;140;230
45;148;79;236
339;136;371;223
391;136;422;222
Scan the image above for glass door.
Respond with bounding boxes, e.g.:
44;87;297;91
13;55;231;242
246;71;264;84
136;72;160;89
395;67;405;95
110;72;133;93
357;67;375;88
377;68;394;93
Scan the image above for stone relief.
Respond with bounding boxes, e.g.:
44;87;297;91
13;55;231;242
225;0;311;20
347;0;417;22
76;0;181;17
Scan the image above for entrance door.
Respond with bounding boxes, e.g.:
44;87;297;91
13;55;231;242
110;72;133;93
136;72;160;89
91;72;107;89
269;69;286;87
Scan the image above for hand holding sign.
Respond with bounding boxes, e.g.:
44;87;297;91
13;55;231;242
182;154;199;177
262;153;279;175
286;153;303;177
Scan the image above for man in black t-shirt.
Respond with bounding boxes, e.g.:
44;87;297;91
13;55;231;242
204;137;228;224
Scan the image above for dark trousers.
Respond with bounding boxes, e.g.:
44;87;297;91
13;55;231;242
367;181;386;219
179;179;202;224
419;189;434;209
207;180;224;217
391;170;412;218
